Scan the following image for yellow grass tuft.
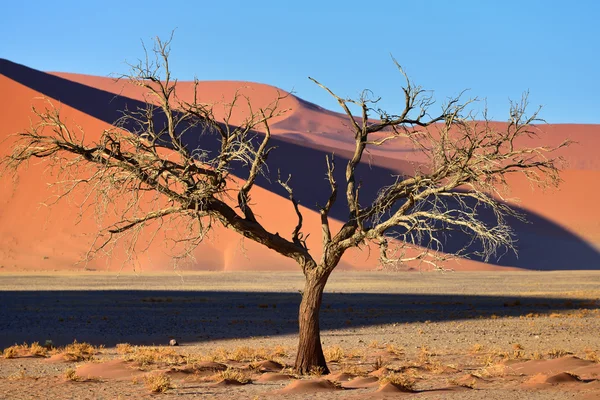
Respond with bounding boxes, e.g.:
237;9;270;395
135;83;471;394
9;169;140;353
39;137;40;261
64;368;83;382
7;369;28;381
3;343;47;358
373;356;388;371
547;349;570;359
448;377;476;389
144;372;174;393
219;368;252;384
531;351;544;360
423;360;451;374
585;349;600;363
63;340;98;361
477;363;507;378
324;346;345;362
340;363;368;376
471;343;484;353
124;346;181;366
202;345;289;363
269;345;289;358
417;346;434;364
3;344;23;359
116;343;133;355
386;344;404;357
379;373;416;391
345;347;366;359
230;346;264;362
29;342;48;357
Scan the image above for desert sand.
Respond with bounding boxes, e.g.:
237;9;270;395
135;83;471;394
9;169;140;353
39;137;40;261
1;271;600;399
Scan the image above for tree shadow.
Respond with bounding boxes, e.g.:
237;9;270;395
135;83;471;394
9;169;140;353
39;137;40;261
0;289;597;348
2;59;599;270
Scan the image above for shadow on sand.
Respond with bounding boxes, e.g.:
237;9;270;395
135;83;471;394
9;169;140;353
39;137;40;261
0;289;597;348
2;59;600;270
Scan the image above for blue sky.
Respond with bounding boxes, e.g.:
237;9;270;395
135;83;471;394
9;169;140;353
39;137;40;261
2;0;599;123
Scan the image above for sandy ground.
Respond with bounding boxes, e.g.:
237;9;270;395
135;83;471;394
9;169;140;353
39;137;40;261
1;271;599;399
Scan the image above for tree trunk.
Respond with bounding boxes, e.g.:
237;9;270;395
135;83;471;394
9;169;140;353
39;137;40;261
294;269;330;374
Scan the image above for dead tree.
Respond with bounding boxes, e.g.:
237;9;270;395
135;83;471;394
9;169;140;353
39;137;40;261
2;36;570;374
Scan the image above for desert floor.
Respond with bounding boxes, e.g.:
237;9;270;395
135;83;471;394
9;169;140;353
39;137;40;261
1;270;599;399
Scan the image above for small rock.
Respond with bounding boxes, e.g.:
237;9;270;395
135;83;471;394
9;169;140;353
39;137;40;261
169;339;179;346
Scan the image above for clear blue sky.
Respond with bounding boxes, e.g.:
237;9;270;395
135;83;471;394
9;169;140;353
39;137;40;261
2;0;599;123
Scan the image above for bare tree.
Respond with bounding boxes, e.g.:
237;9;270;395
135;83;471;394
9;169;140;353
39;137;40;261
2;37;570;374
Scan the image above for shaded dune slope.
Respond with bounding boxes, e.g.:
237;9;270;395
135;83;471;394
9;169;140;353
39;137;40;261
1;59;599;271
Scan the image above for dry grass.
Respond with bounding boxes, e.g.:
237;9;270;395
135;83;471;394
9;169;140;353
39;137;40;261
201;345;289;363
423;360;452;374
546;349;571;359
7;369;28;381
379;373;416;391
339;363;368;376
269;345;289;358
144;372;174;393
531;351;544;360
116;343;133;355
448;377;476;389
202;347;229;362
123;346;182;366
63;341;98;361
64;368;83;382
29;342;47;357
3;344;24;359
3;342;47;358
477;363;507;378
386;343;404;357
219;368;252;384
471;343;484;353
479;349;511;366
584;349;599;362
345;347;366;359
417;346;434;364
324;346;345;362
373;356;388;371
230;346;262;362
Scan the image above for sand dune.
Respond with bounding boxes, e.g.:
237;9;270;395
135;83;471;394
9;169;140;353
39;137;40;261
1;59;599;271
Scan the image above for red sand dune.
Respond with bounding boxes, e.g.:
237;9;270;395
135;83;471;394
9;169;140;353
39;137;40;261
509;356;594;376
326;372;355;382
1;60;599;272
254;360;284;373
276;378;339;393
75;359;143;381
376;381;414;393
341;376;379;389
255;373;293;382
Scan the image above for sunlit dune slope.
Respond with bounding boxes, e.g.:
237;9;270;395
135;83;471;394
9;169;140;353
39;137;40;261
0;74;385;272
